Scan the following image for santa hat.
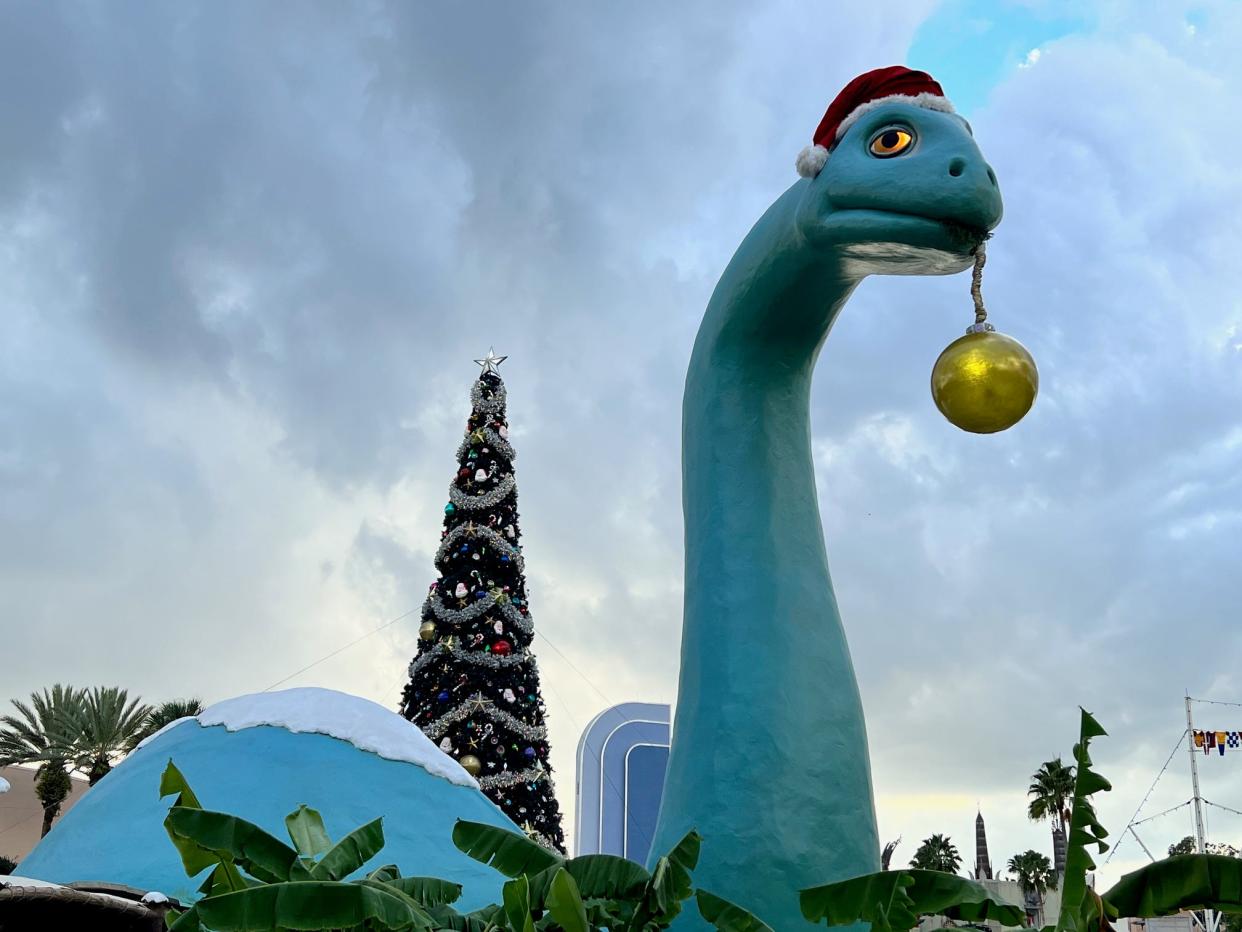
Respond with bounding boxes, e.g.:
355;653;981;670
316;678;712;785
795;65;955;178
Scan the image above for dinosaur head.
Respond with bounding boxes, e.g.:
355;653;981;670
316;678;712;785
793;68;1004;276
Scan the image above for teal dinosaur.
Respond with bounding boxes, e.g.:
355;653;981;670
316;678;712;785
648;71;1004;931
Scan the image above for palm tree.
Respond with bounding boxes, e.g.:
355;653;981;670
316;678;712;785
1027;757;1076;833
910;834;962;874
68;687;152;785
1007;849;1054;894
0;685;85;836
1028;756;1075;872
126;698;204;751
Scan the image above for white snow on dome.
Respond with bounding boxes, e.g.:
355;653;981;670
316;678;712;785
141;891;170;904
138;687;478;789
0;776;10;794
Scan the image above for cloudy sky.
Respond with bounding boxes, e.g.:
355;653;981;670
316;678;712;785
3;0;1241;887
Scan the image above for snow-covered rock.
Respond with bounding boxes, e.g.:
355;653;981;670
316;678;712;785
17;686;519;907
135;687;475;788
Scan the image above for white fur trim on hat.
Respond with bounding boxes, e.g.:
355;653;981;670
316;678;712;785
796;144;829;178
834;92;955;142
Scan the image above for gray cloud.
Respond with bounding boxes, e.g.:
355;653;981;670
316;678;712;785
2;0;1238;882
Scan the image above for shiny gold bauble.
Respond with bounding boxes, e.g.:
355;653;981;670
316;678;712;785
418;621;437;641
931;329;1038;434
458;754;482;777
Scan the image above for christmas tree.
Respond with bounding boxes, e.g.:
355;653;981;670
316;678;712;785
400;351;566;852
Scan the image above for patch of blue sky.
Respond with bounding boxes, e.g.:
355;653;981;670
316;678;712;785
907;0;1097;114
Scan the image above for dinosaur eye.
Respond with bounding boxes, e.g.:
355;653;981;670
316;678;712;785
869;127;916;158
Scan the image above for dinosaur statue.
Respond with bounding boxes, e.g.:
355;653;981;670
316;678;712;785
648;67;1004;930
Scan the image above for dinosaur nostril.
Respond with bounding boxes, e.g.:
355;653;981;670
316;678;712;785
986;166;997;186
948;158;966;177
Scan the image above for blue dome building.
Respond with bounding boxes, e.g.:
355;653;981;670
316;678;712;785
17;687;520;907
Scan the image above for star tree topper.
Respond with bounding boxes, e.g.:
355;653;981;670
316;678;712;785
474;347;508;374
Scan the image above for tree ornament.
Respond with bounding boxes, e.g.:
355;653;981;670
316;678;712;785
444;502;456;515
499;425;509;439
503;688;515;703
493;620;504;634
419;621;437;641
454;582;468;598
459;754;483;776
493;639;512;656
931;246;1038;434
475;468;488;481
439;737;452;752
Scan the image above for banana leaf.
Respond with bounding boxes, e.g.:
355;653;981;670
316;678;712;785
524;854;651;907
310;817;385;881
546;868;590;932
285;805;333;858
800;869;1026;931
425;902;503;932
1055;709;1116;932
452;819;563;878
165;806;305;884
637;830;702;926
696;890;775;931
376;875;465;908
502;875;537;932
1103;854;1242;918
160;761;221;879
191;880;430;931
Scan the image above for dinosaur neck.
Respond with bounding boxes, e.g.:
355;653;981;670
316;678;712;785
650;185;880;931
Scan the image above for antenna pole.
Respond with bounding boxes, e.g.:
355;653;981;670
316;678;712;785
1186;694;1218;932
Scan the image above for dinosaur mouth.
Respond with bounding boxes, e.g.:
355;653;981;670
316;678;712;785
816;207;991;256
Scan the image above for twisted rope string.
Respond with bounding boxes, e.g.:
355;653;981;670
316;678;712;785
970;244;990;329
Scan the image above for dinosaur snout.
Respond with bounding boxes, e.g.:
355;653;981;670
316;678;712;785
944;156;1003;232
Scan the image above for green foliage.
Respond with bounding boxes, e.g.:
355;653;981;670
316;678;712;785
450;819;562;878
128;699;206;752
1168;836;1241;859
0;684;84;766
70;686;152;784
159;760;445;931
285;805;332;859
152;706;1242;932
0;684;84;835
1055;709;1114;932
909;834;962;874
1104;854;1242;919
451;820;772;932
800;868;1026;931
1028;757;1077;832
1008;850;1055;895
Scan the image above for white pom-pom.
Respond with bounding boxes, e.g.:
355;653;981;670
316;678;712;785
796;144;828;178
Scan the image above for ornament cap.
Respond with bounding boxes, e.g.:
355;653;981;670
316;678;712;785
966;321;996;335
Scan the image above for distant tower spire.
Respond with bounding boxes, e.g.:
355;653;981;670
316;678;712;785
975;810;994;880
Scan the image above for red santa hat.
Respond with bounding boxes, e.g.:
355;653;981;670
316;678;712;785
795;65;955;178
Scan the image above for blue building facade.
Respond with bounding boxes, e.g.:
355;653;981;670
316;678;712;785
574;702;670;861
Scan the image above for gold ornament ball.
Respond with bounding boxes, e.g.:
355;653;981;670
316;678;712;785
419;621;437;641
931;329;1038;434
458;754;482;777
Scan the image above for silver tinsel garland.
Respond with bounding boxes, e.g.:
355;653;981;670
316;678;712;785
407;641;532;678
422;592;534;637
421;692;548;742
470;379;506;415
449;475;516;511
479;764;555;792
435;523;524;573
456;426;515;463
